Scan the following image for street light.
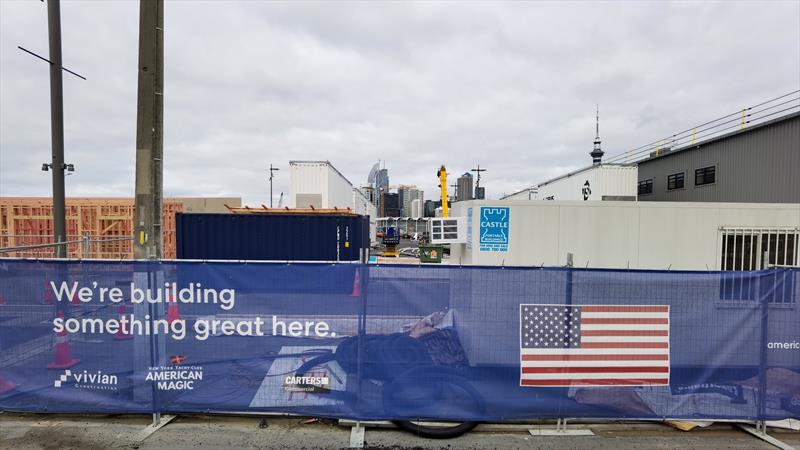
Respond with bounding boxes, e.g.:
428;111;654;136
268;164;280;208
42;163;74;172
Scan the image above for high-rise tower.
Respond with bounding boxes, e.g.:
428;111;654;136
590;105;604;165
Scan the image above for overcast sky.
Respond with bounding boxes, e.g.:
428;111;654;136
1;1;798;205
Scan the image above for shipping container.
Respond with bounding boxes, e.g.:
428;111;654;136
353;187;378;241
502;164;637;201
0;197;240;259
289;161;354;209
176;213;369;261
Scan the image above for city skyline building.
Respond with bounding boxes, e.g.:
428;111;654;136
380;192;400;217
398;185;423;216
456;172;474;203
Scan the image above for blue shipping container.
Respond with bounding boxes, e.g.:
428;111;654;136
176;213;369;261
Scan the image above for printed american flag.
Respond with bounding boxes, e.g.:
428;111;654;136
519;304;670;387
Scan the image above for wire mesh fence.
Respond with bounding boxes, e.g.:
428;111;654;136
0;260;797;421
0;234;135;260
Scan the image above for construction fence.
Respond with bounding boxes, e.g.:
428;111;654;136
0;259;798;422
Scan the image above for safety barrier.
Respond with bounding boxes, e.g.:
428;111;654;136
0;259;797;422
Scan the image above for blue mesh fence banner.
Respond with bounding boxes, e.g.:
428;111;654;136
0;259;798;421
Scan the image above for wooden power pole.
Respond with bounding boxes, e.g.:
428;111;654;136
133;0;164;260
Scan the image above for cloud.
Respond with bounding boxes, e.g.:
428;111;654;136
1;1;798;205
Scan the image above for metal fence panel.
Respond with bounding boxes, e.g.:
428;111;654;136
0;259;797;421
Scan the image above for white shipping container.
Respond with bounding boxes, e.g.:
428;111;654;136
502;187;537;200
535;164;637;201
353;187;377;242
502;164;637;201
290;161;354;209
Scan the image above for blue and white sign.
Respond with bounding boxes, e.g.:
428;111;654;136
479;207;509;252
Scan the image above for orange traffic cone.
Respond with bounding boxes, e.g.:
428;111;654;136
0;375;16;394
48;311;80;369
114;304;133;340
166;295;181;324
351;271;361;297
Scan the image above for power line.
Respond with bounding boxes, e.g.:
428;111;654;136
603;91;800;164
17;46;86;80
607;102;799;163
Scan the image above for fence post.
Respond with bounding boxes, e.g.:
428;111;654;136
557;253;575;421
81;233;89;259
355;263;368;419
756;251;770;429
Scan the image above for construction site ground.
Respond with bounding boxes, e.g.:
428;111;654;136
1;412;799;450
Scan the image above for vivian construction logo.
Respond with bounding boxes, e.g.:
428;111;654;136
146;365;203;391
54;369;118;391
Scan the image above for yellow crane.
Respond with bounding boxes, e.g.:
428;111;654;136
437;165;449;217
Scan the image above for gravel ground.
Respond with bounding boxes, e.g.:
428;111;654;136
1;413;799;450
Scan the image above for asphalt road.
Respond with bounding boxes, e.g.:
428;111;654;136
1;413;798;450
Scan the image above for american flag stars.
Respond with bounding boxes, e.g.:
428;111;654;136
521;306;581;348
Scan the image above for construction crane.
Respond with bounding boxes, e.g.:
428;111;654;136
437;165;449;217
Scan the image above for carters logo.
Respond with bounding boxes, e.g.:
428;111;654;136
54;369;118;391
284;375;330;393
146;365;203;391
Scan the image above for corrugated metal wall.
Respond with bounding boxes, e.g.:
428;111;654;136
534;165;637;201
598;166;638;198
290;163;328;208
176;213;369;261
326;165;356;209
289;161;359;210
637;113;800;203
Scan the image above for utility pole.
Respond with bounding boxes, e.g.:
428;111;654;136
47;0;66;258
470;165;486;189
268;164;279;208
18;0;85;257
133;0;164;259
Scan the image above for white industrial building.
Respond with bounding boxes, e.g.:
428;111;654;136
502;164;638;201
445;200;799;270
289;160;377;241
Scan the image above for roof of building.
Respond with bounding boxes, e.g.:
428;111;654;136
500;163;635;200
289;160;355;189
226;204;358;216
637;111;800;164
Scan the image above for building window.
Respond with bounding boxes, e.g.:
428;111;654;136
695;166;716;186
718;228;798;304
667;172;685;190
637;179;653;195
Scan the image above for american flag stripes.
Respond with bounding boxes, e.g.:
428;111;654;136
519;304;670;387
